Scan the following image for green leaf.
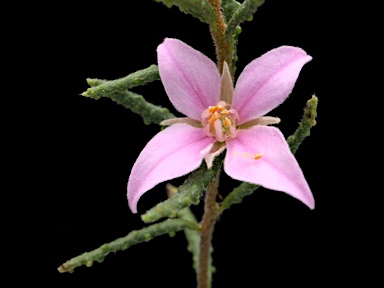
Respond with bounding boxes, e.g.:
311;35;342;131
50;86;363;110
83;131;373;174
155;0;215;24
82;65;174;125
57;219;198;273
94;89;175;125
219;182;259;213
82;65;160;99
165;183;201;273
219;95;318;214
225;0;264;40
172;191;214;283
222;0;241;22
287;95;318;154
231;25;242;77
141;157;223;223
177;207;201;273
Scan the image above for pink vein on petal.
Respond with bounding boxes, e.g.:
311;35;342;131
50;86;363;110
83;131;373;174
232;46;312;125
224;125;314;209
157;38;221;120
127;124;215;213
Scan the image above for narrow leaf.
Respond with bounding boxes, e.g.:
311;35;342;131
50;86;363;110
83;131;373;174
155;0;215;24
95;89;175;125
82;65;160;99
141;157;223;223
169;185;215;284
58;219;198;273
222;0;240;22
225;0;264;40
287;95;318;154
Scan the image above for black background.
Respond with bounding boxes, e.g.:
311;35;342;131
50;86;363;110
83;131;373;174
23;1;347;287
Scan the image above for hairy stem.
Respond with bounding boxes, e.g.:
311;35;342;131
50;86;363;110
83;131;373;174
198;170;220;288
208;0;232;74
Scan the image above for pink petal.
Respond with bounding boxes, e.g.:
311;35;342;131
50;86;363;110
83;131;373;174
224;125;314;209
160;117;202;128
157;38;221;120
238;116;281;130
127;124;215;213
232;46;312;125
204;142;226;169
220;61;234;103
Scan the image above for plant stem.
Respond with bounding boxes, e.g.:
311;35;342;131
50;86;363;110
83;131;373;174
198;169;220;288
208;0;232;74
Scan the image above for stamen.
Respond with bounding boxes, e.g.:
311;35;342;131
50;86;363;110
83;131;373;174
214;119;224;142
217;101;227;108
209;106;219;113
224;117;231;127
213;111;221;119
234;151;263;160
253;153;263;160
201;102;239;141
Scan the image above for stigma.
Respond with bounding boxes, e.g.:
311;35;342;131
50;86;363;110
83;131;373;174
202;101;238;142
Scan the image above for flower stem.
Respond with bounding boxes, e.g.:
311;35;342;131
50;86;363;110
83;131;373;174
198;169;220;288
208;0;232;74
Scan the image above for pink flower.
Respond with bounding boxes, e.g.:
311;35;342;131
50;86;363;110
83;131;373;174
127;38;314;213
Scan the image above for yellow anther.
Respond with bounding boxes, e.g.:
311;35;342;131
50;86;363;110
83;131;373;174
254;153;263;160
202;102;238;141
220;108;229;115
224;117;231;127
209;106;220;113
213;111;221;119
209;105;229;115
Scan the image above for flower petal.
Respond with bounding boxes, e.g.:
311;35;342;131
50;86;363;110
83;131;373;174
232;46;312;125
220;61;234;103
160;117;202;128
157;38;221;120
204;141;226;169
238;116;281;130
127;124;215;213
224;125;314;209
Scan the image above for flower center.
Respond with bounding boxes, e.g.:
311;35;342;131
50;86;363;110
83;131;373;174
201;101;239;142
